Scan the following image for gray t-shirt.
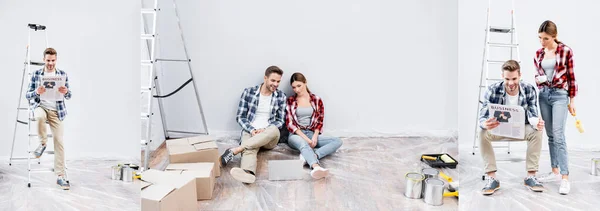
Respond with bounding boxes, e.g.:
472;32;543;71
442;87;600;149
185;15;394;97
296;106;313;127
541;58;556;81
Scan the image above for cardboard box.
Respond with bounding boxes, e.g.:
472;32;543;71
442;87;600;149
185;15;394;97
166;163;215;200
141;169;197;211
166;135;221;177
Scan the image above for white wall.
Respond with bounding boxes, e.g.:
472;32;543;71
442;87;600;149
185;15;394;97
0;1;140;160
146;0;458;149
458;0;600;150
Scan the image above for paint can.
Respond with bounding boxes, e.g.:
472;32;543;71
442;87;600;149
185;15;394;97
423;178;445;206
421;168;439;198
111;165;121;180
404;172;425;199
122;166;133;183
592;158;600;176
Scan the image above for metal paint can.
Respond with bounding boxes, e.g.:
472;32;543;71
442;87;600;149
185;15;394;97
423;178;445;206
421;168;439;198
111;165;121;180
592;158;600;176
122;166;133;182
404;172;425;199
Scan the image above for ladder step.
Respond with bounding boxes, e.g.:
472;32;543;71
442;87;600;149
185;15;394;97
141;87;152;92
141;34;155;39
17;108;28;110
141;140;149;145
155;58;191;62
141;113;151;118
29;134;53;137
25;61;45;66
141;60;154;65
488;42;518;48
141;8;158;14
489;27;513;33
28;23;46;31
30;168;54;172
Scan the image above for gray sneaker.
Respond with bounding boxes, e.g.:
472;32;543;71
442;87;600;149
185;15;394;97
57;176;70;190
524;176;544;192
481;177;500;195
34;144;46;158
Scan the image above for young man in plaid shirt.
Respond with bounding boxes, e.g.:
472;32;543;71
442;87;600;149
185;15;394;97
478;60;545;195
219;66;287;184
26;48;72;190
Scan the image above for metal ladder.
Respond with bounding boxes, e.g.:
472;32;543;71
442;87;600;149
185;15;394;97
141;0;209;170
472;0;521;155
9;23;69;187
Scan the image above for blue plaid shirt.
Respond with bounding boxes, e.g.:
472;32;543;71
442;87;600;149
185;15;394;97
479;81;539;129
236;84;287;133
25;68;72;121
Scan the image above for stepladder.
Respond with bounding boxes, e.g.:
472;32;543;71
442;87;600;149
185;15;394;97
140;0;209;171
9;23;69;187
472;0;521;156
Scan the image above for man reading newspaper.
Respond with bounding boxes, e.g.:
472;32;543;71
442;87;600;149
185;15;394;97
477;60;545;195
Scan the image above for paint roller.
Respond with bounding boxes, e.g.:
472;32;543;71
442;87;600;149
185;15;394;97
569;104;584;133
439;171;459;197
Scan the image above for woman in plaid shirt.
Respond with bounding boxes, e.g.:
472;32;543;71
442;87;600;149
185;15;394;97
285;72;342;179
533;20;578;195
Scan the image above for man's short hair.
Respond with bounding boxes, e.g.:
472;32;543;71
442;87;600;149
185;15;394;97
44;48;57;57
265;65;283;77
502;60;520;72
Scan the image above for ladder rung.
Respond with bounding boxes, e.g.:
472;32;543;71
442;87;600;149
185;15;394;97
30;168;53;172
141;34;155;39
489;27;513;33
141;113;151;118
155;58;191;62
141;8;158;14
141;60;154;65
9;157;35;160
25;61;45;66
141;140;149;145
488;42;518;48
29;134;53;137
17;108;28;110
17;120;28;125
141;87;152;92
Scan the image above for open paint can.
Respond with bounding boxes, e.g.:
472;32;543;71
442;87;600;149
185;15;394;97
122;166;133;182
111;165;121;180
423;178;445;206
421;168;439;198
404;172;425;199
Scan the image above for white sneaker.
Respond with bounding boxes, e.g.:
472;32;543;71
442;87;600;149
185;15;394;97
310;166;329;179
299;154;307;166
559;179;570;195
537;172;561;183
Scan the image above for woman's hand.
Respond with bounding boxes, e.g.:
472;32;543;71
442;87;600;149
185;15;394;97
568;100;576;116
310;135;318;148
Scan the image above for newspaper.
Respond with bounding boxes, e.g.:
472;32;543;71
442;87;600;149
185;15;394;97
40;75;66;101
488;103;525;139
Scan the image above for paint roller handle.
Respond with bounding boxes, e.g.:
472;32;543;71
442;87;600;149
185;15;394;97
422;155;437;161
439;171;453;183
443;191;458;197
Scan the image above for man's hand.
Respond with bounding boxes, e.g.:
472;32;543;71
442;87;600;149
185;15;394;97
36;86;46;95
484;117;500;130
58;86;68;94
310;135;318;148
537;119;545;130
251;128;265;137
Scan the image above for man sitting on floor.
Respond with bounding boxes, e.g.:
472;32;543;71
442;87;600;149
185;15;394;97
478;60;545;195
219;66;287;184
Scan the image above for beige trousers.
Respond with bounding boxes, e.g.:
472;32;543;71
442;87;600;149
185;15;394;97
239;125;280;173
34;107;65;176
479;124;542;173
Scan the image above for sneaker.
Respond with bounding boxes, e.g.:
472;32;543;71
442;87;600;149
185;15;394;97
537;172;561;183
34;144;46;158
481;177;500;195
220;149;235;167
524;176;545;192
310;166;329;179
57;176;70;190
299;154;307;166
230;167;256;184
559;179;570;195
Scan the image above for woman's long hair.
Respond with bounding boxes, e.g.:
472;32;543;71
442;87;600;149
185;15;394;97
290;72;311;94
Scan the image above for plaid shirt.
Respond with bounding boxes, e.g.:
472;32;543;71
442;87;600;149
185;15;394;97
534;43;578;98
285;93;325;134
25;68;72;121
478;81;539;129
236;84;287;133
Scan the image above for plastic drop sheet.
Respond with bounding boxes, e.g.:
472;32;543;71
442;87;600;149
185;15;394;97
168;135;460;210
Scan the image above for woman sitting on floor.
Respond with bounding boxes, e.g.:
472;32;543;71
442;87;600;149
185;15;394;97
285;72;343;179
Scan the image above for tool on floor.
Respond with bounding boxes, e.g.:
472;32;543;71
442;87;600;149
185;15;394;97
404;172;425;199
8;23;69;188
140;0;209;171
420;153;458;168
423;178;445;206
472;0;521;156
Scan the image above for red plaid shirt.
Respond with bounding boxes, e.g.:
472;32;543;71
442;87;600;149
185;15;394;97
286;93;324;134
534;43;578;98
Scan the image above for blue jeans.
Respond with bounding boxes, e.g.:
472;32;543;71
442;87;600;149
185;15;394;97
539;87;569;175
287;129;342;167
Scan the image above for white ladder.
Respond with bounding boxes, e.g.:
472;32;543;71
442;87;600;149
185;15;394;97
141;0;209;170
472;0;521;155
9;24;69;187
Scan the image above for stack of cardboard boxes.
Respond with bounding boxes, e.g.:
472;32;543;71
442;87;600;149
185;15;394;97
141;135;220;210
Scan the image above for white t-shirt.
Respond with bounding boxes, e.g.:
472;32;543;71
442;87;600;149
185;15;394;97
251;94;272;129
506;93;519;106
39;71;58;111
